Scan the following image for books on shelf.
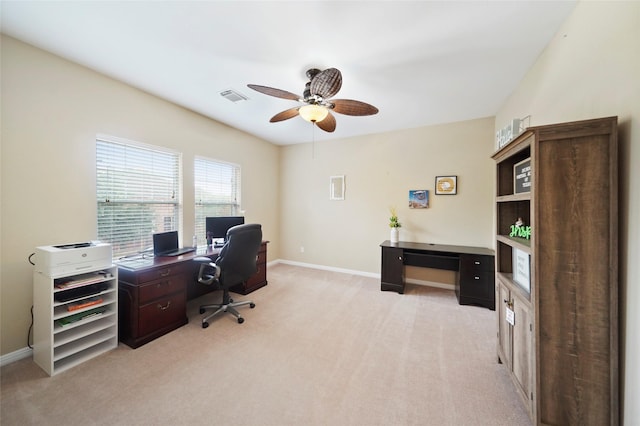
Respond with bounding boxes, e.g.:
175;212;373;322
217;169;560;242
67;296;103;312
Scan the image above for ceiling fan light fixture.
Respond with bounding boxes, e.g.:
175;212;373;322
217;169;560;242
299;104;329;123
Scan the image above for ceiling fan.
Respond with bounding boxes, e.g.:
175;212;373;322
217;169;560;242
247;68;378;133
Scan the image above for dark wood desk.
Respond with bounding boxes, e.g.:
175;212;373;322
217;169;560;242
380;241;495;310
117;242;268;348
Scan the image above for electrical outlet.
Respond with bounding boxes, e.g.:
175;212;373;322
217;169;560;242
300;246;305;253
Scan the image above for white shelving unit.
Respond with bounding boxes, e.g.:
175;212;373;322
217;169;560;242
33;266;118;376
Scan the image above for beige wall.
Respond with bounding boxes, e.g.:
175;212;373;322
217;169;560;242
0;35;280;355
279;118;496;274
495;1;639;423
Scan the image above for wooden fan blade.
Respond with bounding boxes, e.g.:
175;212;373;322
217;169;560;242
316;112;336;133
270;107;300;122
310;68;342;99
331;99;379;116
247;84;300;101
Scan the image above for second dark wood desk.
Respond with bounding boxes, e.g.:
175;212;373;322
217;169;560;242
380;241;495;310
117;242;268;348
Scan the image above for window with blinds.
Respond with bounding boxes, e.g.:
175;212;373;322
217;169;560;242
96;136;181;257
194;156;241;245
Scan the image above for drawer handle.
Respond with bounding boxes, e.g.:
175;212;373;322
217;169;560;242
160;269;171;277
157;301;171;311
474;276;480;280
474;261;480;265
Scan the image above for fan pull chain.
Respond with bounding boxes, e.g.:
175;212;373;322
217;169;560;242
311;122;316;159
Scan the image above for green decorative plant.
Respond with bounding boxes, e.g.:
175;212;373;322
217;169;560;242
389;207;402;228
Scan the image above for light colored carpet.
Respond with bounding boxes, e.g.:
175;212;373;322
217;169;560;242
1;264;531;425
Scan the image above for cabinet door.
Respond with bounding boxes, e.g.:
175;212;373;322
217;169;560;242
512;291;532;406
381;247;404;293
496;280;512;365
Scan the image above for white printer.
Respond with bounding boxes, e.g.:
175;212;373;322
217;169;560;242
34;241;112;277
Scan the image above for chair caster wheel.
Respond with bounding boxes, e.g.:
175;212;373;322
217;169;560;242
202;322;209;328
250;303;256;308
237;317;244;324
229;298;234;303
199;308;205;314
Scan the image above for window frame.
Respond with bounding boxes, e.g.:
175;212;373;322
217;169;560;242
96;135;182;258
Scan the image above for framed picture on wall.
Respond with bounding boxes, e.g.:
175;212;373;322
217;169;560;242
435;175;457;195
409;190;429;208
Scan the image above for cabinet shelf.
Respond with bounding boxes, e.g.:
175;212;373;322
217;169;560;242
53;328;115;361
53;310;116;336
53;293;117;320
496;193;531;202
53;271;114;291
53;339;117;375
496;235;531;252
52;287;116;308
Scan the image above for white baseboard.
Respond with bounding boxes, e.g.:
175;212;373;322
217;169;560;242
1;347;32;367
271;259;454;290
274;259;379;279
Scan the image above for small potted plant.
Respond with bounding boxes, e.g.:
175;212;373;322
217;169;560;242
389;207;401;243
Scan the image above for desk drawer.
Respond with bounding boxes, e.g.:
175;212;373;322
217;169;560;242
459;271;495;302
139;276;186;304
460;271;495;286
138;291;186;337
460;254;495;273
137;263;190;284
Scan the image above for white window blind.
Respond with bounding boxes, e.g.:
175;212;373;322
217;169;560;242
97;137;181;257
194;156;241;245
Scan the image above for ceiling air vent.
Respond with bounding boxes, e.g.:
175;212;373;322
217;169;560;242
220;89;249;102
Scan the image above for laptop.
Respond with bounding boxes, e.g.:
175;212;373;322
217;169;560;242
152;231;195;257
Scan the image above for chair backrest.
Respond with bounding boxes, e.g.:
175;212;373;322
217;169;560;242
216;223;262;287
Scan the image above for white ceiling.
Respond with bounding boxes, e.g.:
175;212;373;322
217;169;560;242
1;1;577;145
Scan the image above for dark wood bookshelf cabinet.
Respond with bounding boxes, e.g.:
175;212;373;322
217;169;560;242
492;117;619;425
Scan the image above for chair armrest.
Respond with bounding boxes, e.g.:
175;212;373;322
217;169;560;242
194;257;221;285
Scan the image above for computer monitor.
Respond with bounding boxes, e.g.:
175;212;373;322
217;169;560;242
205;216;245;244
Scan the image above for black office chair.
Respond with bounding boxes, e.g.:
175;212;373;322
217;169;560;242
193;223;262;328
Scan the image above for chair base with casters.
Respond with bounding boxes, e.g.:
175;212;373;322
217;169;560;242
199;290;255;327
194;255;256;327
